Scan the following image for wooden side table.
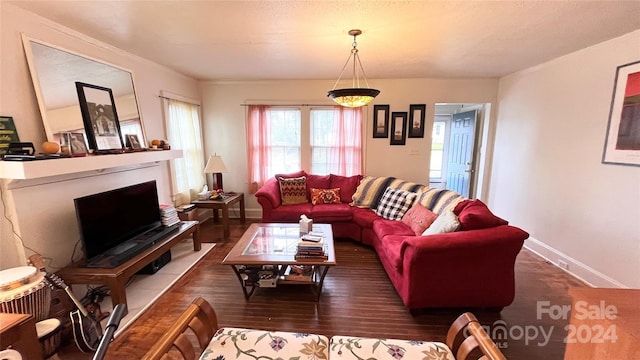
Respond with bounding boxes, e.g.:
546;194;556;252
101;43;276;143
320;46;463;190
0;313;43;359
192;192;246;237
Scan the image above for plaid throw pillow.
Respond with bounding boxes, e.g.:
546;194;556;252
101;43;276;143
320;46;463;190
375;187;417;220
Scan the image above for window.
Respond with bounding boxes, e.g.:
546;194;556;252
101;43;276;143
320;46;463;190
247;105;363;192
310;108;362;175
430;115;450;181
163;97;206;205
268;108;302;175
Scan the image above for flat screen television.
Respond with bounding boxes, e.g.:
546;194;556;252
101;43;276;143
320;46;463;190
74;180;162;261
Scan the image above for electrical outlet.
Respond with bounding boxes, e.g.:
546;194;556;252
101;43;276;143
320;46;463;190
557;260;569;270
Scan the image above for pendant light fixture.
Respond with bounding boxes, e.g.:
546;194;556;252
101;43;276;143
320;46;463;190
327;29;380;108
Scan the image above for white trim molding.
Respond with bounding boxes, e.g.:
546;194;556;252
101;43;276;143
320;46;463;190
524;237;628;288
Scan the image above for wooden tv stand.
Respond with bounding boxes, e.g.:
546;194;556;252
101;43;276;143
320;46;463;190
58;221;200;314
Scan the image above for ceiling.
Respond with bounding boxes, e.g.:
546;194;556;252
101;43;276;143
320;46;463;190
9;1;640;82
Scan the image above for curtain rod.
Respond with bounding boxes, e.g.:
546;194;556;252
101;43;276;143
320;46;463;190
158;95;201;106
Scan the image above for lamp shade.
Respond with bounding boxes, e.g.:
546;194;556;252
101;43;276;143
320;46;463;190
204;155;228;174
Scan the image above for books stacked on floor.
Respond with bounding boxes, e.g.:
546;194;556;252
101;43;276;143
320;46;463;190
159;204;180;226
295;232;328;260
176;204;195;212
283;265;314;281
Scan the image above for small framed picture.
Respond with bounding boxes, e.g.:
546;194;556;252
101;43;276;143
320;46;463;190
390;112;407;145
408;104;426;138
75;82;124;151
62;132;88;157
373;104;390;138
126;134;142;149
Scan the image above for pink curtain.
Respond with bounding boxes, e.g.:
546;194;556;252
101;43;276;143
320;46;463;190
329;106;363;176
246;105;272;193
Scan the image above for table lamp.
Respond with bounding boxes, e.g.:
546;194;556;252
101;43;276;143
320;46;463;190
204;154;228;192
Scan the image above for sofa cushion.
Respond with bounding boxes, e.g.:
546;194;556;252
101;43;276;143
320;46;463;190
402;203;438;235
278;176;308;205
330;174;362;203
330;335;454;360
310;187;341;205
351;207;380;229
306;174;331;199
373;218;415;239
416;188;465;215
374;234;405;270
351;176;426;209
455;199;508;230
202;327;329;360
275;170;307;179
375;187;417;220
270;203;313;221
422;210;460;235
311;203;353;222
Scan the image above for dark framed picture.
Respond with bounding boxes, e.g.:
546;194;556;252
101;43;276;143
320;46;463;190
126;134;142;149
373;104;390;138
408;104;426;138
69;133;88;156
602;60;640;166
75;82;124;151
390;112;407;145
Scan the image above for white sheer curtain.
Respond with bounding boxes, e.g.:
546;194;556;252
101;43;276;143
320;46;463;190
164;98;206;205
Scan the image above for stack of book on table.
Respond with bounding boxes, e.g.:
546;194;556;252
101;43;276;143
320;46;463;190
159;204;180;226
295;232;328;260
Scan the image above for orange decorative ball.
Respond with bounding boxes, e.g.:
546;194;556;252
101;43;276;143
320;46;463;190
42;141;60;154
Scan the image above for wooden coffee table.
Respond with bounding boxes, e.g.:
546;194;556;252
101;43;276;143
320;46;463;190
222;223;336;301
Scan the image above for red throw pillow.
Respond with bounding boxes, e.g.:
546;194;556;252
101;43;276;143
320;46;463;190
310;188;341;205
402;203;438;235
457;199;508;230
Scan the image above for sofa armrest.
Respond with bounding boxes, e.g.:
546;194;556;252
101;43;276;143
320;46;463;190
255;177;282;221
397;225;529;308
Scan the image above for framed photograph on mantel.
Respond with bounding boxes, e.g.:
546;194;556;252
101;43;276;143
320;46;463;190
602;60;640;166
75;82;124;152
390;112;407;145
408;104;426;138
373;104;390;138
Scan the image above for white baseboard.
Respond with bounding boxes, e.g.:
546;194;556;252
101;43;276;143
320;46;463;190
524;237;627;288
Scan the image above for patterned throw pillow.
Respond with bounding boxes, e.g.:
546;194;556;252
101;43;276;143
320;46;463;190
310;188;341;205
375;187;417;220
278;176;308;205
402;203;438;235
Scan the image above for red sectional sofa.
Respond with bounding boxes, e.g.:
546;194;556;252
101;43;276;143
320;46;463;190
255;171;529;311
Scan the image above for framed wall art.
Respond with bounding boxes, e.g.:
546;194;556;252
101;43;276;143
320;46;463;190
75;82;124;152
602;60;640;166
390;112;407;145
408;104;426;138
373;104;390;138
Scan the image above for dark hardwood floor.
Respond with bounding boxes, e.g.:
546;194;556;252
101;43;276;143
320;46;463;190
58;218;586;359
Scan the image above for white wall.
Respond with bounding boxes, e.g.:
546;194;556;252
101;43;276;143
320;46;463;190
200;78;498;218
0;4;201;270
492;30;640;288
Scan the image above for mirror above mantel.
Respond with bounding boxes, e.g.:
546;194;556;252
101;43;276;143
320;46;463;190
21;35;147;147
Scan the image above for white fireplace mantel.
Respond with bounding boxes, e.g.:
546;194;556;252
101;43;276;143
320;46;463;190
0;150;182;180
